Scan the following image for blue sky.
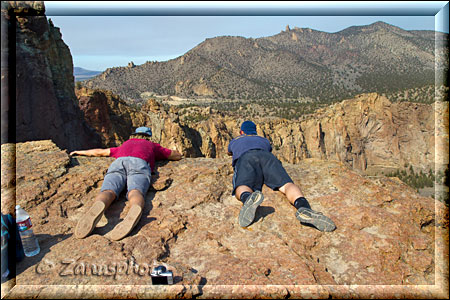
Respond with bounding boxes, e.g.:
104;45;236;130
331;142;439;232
44;1;449;71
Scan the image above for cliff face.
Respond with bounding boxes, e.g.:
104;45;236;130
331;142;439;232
2;1;101;151
268;93;436;175
1;140;448;298
75;87;151;147
77;88;439;175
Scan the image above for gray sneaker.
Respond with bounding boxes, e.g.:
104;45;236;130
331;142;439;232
296;207;336;232
238;191;264;227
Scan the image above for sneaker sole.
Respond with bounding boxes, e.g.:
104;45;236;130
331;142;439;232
238;191;264;227
75;201;105;239
109;205;143;241
296;207;336;232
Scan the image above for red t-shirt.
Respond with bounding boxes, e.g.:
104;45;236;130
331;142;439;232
109;139;172;171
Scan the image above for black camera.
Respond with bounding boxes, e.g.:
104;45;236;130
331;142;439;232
150;265;173;285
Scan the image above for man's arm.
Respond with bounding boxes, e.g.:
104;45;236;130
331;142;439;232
227;140;233;156
69;148;110;157
167;149;182;161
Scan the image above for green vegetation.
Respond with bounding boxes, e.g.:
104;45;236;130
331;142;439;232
83;22;444;106
182;112;211;124
178;98;330;121
357;68;435;100
171;83;448;123
385;161;449;206
384;84;448;104
128;101;143;111
385;164;442;191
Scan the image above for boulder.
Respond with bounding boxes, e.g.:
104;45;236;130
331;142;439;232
1;140;448;298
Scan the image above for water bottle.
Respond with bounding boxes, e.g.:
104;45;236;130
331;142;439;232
15;205;40;257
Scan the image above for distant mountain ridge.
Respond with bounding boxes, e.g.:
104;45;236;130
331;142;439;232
74;67;102;82
83;21;448;102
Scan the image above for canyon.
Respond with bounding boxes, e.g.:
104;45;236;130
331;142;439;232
1;1;448;298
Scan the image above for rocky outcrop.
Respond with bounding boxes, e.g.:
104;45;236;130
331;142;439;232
2;1;101;151
77;88;440;176
3;3;447;297
266;93;437;175
1;140;448;298
75;87;153;147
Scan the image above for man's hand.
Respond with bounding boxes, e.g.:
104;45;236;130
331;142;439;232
168;149;183;161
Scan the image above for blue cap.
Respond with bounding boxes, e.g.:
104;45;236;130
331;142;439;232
240;121;257;135
133;126;152;137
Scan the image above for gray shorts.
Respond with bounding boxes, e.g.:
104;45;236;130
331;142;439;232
101;156;152;197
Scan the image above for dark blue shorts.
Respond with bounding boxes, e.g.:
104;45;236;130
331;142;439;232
101;156;152;197
232;149;293;195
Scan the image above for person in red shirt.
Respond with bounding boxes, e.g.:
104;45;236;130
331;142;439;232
70;127;182;240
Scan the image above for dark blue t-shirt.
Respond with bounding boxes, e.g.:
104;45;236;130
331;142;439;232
228;134;272;167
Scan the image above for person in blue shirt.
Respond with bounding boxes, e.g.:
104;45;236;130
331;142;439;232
227;120;336;232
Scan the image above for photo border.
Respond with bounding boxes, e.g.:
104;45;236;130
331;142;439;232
1;1;449;299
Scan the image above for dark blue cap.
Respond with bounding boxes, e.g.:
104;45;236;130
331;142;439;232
240;121;257;135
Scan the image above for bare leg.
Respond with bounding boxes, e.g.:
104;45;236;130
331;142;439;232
94;190;116;208
278;182;304;205
279;183;336;232
235;185;254;202
109;189;144;241
127;189;145;209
